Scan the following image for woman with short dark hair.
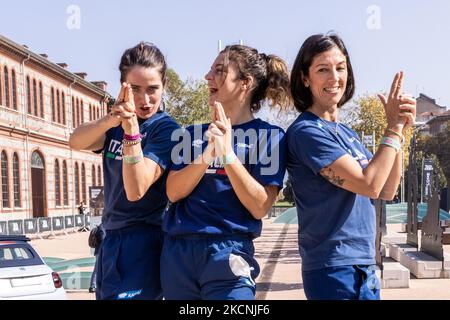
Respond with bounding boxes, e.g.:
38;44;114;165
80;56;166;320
287;34;416;300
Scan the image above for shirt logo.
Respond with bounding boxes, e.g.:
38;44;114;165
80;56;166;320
117;289;143;300
192;139;205;148
235;143;253;149
106;139;123;161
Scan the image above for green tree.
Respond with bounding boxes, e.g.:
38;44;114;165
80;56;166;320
282;176;295;204
351;94;412;167
165;69;210;127
418;121;450;188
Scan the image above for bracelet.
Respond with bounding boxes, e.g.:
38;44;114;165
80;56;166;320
380;136;401;152
123;133;142;141
221;152;236;166
122;138;142;146
385;129;404;144
123;151;144;164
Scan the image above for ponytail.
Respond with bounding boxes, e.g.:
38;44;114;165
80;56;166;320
263;54;291;110
221;45;291;112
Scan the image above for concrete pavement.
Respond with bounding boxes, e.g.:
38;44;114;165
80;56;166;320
28;217;450;300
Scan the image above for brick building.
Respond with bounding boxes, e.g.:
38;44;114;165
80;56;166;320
427;110;450;136
0;34;111;220
416;93;447;123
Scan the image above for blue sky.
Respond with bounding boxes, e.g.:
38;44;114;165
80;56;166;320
1;0;449;108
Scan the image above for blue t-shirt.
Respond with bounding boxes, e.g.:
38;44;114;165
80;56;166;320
163;118;287;238
286;111;376;271
100;111;180;231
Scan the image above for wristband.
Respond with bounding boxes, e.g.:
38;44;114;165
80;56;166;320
380;136;401;152
123;133;142;141
122;138;142;146
385;129;404;144
222;152;236;166
123;151;144;164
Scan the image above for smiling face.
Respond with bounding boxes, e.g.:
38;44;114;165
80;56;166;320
303;46;348;110
204;53;244;107
125;66;164;120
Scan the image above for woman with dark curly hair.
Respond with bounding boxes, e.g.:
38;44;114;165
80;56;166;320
162;45;291;300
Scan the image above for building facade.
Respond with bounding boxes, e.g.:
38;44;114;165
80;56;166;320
416;93;447;124
0;34;110;220
427;110;450;136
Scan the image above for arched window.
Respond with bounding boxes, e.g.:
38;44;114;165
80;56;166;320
39;82;44;118
33;79;38;116
97;165;102;186
76;98;80;127
81;163;87;203
79;99;84;125
26;76;32;114
4;67;10;108
61;92;66;125
56;90;61;124
1;151;10;208
72;96;76;128
11;70;17;110
62;161;68;206
74;162;80;205
92;164;96;186
97;106;100;120
31;151;44;169
12;153;20;207
51;88;56;122
0;66;3;105
54;159;61;206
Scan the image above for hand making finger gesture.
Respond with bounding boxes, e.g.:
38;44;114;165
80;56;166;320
111;83;139;133
211;101;233;158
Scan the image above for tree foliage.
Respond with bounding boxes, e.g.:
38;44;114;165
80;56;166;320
282;176;295;204
165;69;211;127
417;121;450;188
351;94;413;168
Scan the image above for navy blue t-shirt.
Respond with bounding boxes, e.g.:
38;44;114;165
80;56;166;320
163;118;286;238
286;111;376;271
100;111;180;231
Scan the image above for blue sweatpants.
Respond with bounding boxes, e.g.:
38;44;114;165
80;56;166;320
96;224;164;300
160;235;260;300
302;265;381;300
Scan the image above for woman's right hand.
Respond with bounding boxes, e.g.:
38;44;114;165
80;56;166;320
203;123;222;164
377;71;406;132
105;111;122;128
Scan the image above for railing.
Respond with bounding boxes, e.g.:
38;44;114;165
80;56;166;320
0;214;94;238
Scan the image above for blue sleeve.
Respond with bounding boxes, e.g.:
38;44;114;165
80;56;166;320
291;125;348;174
251;127;287;189
363;146;373;161
353;131;373;161
142;119;181;170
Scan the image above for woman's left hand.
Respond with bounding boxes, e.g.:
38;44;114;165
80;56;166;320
210;102;233;158
398;94;417;131
113;83;139;134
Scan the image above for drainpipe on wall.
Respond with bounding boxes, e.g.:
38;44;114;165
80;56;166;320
20;53;31;218
68;77;76;215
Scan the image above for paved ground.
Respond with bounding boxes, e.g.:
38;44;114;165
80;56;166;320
28;217;450;300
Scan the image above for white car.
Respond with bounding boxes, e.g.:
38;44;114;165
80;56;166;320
0;235;67;300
